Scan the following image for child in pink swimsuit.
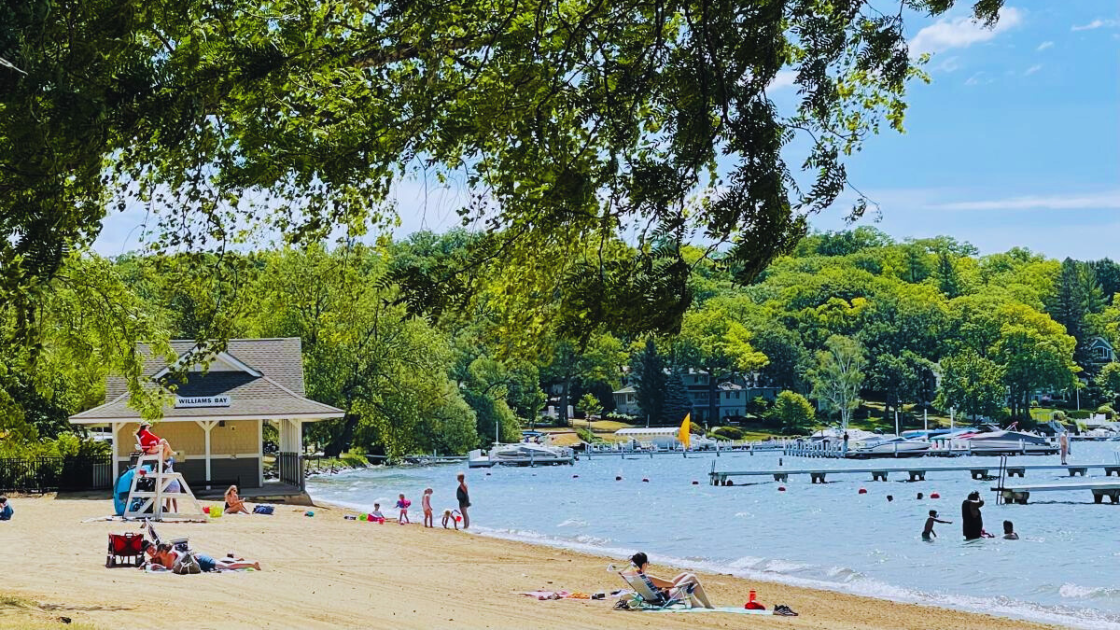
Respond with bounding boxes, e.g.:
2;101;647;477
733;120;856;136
422;488;434;528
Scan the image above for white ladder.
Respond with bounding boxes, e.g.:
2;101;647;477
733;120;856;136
123;452;207;521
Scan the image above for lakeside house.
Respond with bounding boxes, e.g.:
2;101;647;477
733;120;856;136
612;369;780;423
68;338;343;494
1089;336;1116;368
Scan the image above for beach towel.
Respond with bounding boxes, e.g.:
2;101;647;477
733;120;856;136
645;606;774;615
521;590;570;600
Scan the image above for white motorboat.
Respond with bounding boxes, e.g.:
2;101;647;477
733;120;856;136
847;435;931;458
468;442;576;468
965;428;1055;454
613;427;719;451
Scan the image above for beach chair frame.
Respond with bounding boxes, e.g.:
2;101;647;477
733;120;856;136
617;572;688;610
106;532;146;568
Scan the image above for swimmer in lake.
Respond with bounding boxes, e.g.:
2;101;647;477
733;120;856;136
923;509;952;541
1002;520;1019;540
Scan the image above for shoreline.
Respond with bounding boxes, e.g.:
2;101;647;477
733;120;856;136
0;494;1066;629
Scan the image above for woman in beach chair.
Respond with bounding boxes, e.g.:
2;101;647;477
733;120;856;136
622;552;713;609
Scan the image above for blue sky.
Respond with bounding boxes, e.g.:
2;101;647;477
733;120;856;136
93;3;1119;260
810;3;1120;259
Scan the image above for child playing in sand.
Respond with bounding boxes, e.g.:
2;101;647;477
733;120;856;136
442;508;461;530
422;488;434;528
396;494;411;525
922;509;952;541
370;503;385;523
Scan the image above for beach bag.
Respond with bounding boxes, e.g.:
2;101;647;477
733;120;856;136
209;505;223;518
174;553;202;575
253;505;274;515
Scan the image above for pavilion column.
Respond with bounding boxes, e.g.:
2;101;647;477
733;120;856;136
195;420;216;486
258;419;264;487
111;422;120;480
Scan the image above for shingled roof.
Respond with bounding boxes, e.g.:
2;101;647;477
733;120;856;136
71;338;343;423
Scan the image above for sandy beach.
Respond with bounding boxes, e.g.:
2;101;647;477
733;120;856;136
0;494;1064;630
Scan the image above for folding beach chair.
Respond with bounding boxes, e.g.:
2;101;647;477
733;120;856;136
106;532;146;568
617;572;689;610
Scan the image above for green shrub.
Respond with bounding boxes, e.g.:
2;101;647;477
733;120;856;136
1098;405;1115;419
711;426;744;440
1067;410;1090;420
576;427;603;443
340;448;370;468
1051;410;1068;421
770;390;815;435
1030;400;1040;408
746;396;771;415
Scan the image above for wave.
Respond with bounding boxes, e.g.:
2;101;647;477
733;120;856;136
1061;584;1120;601
471;526;1120;630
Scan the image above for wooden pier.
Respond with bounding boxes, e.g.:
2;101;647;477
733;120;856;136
780;439;1058;459
710;463;1120;485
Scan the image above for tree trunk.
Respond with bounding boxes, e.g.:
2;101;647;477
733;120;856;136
325;413;360;457
708;368;718;424
559;378;571;427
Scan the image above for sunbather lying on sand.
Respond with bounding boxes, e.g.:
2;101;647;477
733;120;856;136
624;552;713;609
145;543;260;572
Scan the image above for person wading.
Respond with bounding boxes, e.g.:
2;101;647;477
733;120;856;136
456;472;471;530
961;491;985;541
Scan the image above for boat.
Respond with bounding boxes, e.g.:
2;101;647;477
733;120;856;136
963;425;1056;455
613;427;719;451
468;442;576;468
846;434;931;458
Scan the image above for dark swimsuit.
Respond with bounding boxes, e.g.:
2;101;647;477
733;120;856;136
457;485;470;509
961;500;983;540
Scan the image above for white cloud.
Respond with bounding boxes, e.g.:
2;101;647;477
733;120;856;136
930;191;1120;211
910;7;1024;56
768;70;798;90
936;56;961;72
1036;40;1054;51
1072;19;1117;31
964;72;992;86
1024;64;1043;76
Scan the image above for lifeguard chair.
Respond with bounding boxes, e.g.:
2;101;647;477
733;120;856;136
123;448;206;521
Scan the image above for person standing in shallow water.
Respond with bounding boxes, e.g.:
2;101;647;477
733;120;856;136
456;472;471;530
961;491;985;541
1059;431;1070;466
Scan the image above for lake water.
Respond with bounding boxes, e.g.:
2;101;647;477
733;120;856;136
307;443;1120;629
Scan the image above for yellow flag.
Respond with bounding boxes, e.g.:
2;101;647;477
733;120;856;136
678;413;691;450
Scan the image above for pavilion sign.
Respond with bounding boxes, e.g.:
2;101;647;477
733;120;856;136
174;395;232;408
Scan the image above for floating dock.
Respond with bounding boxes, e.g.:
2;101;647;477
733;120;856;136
992;480;1120;504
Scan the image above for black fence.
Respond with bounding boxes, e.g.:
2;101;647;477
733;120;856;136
0;456;114;493
275;452;305;489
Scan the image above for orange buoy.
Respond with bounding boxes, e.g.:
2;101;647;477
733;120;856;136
858;488;868;495
930;492;940;499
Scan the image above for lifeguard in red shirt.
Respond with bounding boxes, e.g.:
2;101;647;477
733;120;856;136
136;421;174;462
